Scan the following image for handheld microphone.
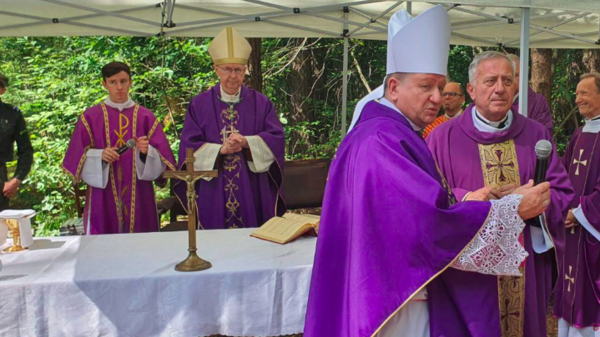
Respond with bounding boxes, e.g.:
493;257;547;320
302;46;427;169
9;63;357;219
531;139;552;228
534;140;552;185
116;139;136;155
102;139;135;164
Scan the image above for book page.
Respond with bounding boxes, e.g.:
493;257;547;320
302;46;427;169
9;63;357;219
282;213;320;224
251;217;309;243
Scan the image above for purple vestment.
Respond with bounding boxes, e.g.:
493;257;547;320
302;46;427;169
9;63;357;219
554;127;600;328
512;86;554;136
176;84;285;229
304;101;494;337
62;103;176;234
427;105;573;337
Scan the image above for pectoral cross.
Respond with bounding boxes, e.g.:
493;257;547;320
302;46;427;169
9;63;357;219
573;149;588;176
221;125;239;144
163;148;218;272
565;265;575;292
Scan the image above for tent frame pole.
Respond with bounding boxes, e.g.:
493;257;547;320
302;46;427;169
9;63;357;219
342;7;350;137
518;7;530;118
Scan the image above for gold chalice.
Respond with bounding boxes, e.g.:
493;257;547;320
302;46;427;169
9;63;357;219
4;219;27;253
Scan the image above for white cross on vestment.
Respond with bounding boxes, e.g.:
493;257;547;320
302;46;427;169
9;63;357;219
573;149;588;176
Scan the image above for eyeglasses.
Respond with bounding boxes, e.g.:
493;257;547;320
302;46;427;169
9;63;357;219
442;92;463;98
216;66;246;76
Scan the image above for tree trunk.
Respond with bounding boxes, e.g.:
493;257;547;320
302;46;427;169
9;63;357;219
530;48;553;102
287;38;313;156
246;38;263;92
583;49;600;73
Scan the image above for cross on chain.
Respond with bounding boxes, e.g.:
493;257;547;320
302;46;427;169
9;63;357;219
221;125;239;144
573;149;588;176
565;265;575;292
485;149;515;182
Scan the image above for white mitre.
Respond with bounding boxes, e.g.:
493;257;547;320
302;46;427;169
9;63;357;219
348;5;451;132
208;26;252;65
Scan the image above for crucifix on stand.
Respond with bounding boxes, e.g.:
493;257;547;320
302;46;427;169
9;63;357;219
163;148;218;272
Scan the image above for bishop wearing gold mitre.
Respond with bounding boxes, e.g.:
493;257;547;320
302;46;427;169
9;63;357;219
175;26;286;230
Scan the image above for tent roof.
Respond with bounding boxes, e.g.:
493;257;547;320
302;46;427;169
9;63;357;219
1;1;599;48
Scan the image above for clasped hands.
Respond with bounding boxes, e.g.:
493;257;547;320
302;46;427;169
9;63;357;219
220;133;248;155
466;180;551;221
101;136;149;164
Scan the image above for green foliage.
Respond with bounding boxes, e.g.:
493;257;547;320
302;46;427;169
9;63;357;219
0;36;582;236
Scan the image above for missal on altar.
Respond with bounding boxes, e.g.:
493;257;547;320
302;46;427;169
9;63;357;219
250;213;320;244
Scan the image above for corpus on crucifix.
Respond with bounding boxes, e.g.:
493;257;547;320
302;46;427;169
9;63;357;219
163;148;217;272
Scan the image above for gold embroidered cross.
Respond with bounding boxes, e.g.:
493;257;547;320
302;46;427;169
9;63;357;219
565;265;575;292
573;149;588;176
486;149;516;182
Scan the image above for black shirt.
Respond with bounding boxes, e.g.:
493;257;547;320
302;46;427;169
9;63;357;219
0;99;33;181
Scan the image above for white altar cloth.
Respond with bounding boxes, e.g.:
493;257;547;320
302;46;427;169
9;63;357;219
0;229;316;337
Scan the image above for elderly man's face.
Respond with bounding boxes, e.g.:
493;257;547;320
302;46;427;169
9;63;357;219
467;58;516;121
575;77;600;119
388;73;446;128
215;63;246;95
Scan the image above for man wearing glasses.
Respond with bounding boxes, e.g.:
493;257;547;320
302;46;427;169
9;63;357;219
176;26;286;229
421;81;465;138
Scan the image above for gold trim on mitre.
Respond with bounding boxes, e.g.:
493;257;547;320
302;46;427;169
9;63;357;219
209;26;252;65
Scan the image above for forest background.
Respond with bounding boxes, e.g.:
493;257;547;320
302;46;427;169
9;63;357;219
0;36;598;236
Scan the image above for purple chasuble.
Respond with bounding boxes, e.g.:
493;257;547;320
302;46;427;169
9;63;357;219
426;105;573;337
554;127;600;328
304;101;494;337
62;103;176;234
512;86;554;136
175;84;285;229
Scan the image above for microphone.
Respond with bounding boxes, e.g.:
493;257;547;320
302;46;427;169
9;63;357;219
102;139;135;164
534;140;552;185
117;139;136;155
531;139;552;228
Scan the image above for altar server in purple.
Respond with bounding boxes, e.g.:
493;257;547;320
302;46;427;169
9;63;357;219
62;62;176;235
176;27;285;229
427;51;573;337
554;73;600;337
304;6;552;337
508;54;554;135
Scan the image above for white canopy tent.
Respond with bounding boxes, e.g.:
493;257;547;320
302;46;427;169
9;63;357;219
1;0;599;133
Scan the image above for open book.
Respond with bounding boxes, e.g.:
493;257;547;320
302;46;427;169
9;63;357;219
251;213;320;244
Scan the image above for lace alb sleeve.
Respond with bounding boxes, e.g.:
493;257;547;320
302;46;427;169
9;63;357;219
451;194;529;276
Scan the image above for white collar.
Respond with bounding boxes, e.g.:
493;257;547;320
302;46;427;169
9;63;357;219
104;97;135;111
445;109;463;119
220;85;241;103
379;98;421;131
472;107;513;133
583;115;600;134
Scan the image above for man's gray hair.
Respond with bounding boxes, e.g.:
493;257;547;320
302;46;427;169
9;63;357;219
468;51;516;85
580;73;600;93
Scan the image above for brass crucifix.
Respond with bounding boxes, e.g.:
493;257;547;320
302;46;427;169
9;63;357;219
163;148;218;272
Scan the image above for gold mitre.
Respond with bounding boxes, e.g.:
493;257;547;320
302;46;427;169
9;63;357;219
208;27;252;65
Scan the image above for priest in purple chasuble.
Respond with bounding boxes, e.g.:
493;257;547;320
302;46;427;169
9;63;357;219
554;73;600;337
304;7;553;337
507;54;554;136
427;51;573;337
175;27;285;230
62;62;176;235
